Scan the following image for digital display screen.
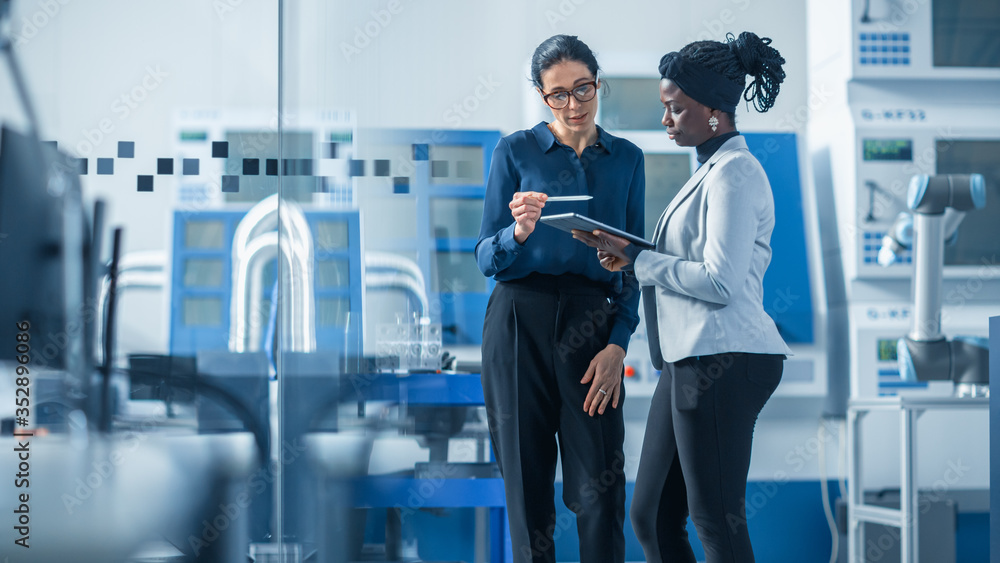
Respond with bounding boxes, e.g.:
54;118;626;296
599;77;664;130
937;140;1000;265
933;0;1000;68
315;259;351;288
877;339;898;362
183;297;222;327
315;221;349;250
863;139;913;161
184;221;225;249
430;198;484;239
183;258;224;287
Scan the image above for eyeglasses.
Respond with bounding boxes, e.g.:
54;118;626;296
541;81;598;109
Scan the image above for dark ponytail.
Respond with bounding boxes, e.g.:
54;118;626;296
530;35;601;89
677;31;786;113
726;32;785;112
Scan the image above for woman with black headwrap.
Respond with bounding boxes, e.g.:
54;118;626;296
572;32;791;562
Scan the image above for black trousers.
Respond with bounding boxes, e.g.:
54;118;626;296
630;352;783;563
481;275;626;563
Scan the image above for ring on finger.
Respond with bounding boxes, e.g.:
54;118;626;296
598;388;607;395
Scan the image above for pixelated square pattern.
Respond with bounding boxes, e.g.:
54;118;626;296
393;176;409;194
118;141;135;158
413;144;429;161
43;137;487;198
97;158;114;175
222;175;239;193
183;159;199;175
431;160;448;178
157;158;174;175
212;141;229;158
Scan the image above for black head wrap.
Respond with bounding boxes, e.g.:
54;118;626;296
658;51;745;113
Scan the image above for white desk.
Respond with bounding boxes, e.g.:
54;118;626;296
847;396;988;563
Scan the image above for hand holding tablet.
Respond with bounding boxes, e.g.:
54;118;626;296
539;212;654;248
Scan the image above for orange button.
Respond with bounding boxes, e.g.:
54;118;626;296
624;365;636;378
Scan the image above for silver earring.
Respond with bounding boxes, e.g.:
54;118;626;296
708;115;719;132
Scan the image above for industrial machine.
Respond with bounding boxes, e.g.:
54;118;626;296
163;112;509;560
808;0;998;560
808;0;1000;401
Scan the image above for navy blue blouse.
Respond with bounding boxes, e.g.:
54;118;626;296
475;122;645;351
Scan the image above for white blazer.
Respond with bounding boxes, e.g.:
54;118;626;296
634;135;792;366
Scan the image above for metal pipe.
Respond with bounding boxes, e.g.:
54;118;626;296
366;252;427;291
96;271;167;366
232;232;281;352
118;250;167;272
909;213;944;341
230;196;315;353
279;201;315;351
365;273;430;316
246;234;279;352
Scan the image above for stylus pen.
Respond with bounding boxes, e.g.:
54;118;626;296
545;195;593;202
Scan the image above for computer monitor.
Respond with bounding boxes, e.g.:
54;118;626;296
0;125;93;379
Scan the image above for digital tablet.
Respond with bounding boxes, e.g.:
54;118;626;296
539;213;654;248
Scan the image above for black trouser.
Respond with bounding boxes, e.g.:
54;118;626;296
630;352;783;563
481;274;626;563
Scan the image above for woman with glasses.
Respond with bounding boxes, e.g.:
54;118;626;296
573;32;790;562
475;34;645;563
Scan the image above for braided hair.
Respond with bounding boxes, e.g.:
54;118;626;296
678;31;786;121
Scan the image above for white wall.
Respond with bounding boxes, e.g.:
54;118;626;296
286;0;808;136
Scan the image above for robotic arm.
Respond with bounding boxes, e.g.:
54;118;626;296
880;173;990;396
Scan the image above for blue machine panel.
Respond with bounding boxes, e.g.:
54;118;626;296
744;133;814;343
170;209;363;357
368;129;502;345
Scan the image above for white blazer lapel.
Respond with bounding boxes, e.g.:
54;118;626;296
651;157;713;242
651;136;750;242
